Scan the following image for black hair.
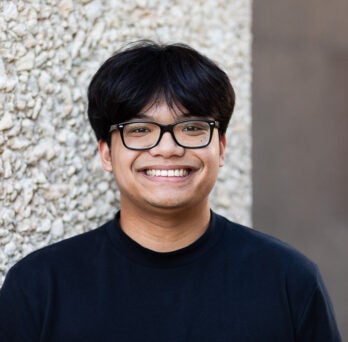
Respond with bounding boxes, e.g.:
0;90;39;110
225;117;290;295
87;40;235;144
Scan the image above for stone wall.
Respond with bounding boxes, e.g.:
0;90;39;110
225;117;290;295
0;0;252;283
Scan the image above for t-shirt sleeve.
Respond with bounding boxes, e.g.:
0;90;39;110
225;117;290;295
295;268;342;342
0;266;42;341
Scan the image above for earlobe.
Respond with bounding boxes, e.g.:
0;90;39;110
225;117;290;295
219;134;227;167
98;140;113;172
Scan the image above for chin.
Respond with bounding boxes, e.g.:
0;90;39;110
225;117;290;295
146;195;209;212
145;198;191;211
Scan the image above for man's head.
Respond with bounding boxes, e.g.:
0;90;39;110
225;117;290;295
87;40;235;146
88;41;236;214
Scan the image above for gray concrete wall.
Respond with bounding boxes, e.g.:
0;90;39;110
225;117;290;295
252;0;348;338
0;1;252;283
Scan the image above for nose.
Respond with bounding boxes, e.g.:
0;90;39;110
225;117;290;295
149;131;185;158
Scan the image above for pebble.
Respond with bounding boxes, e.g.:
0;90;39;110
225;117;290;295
3;2;18;21
32;97;42;119
44;185;69;201
4;241;17;256
59;0;74;16
51;219;64;237
16;51;35;71
10;138;31;150
0;57;7;89
3;161;12;178
0;113;14;131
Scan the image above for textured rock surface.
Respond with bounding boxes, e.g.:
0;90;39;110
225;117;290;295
0;0;252;283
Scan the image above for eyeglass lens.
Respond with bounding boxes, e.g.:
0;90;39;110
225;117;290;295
122;120;213;149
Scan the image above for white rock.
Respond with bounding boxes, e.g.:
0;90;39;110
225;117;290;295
67;165;76;176
57;48;69;61
17;219;33;232
0;159;4;177
0;57;7;89
21;244;35;256
16;51;35;71
13;158;25;173
0;113;14;130
62;212;74;222
51;219;64;237
90;21;105;42
27;97;35;108
11;138;31;150
4;79;17;92
83;0;103;21
3;2;18;21
3;161;12;178
81;194;93;209
59;0;74;15
60;84;72;105
18;72;28;83
0;206;15;224
36;218;52;233
26;150;42;166
23;186;34;205
46;145;59;161
57;129;76;145
97;181;109;193
24;35;36;49
36;51;48;67
44;185;69;201
4;241;16;256
32;169;47;184
32;97;42;119
86;207;97;219
70;31;86;59
72;88;81;101
38;71;51;91
16;98;26;110
12;23;27;37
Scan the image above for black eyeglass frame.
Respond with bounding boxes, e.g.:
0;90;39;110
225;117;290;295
109;118;221;150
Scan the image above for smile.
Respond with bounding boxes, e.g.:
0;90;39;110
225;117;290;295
145;169;190;177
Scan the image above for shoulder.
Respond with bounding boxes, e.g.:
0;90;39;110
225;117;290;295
6;219;115;282
213;212;337;333
213;212;319;282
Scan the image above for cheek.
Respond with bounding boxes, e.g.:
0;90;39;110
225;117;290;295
110;148;141;179
205;142;223;167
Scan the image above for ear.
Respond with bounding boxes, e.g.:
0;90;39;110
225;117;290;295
219;134;227;167
98;140;113;172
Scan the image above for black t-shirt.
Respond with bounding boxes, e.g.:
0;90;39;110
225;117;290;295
0;211;341;341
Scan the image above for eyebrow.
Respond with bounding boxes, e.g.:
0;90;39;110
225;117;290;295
131;113;149;119
131;112;193;120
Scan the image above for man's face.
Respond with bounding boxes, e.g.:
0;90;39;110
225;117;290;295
98;101;226;213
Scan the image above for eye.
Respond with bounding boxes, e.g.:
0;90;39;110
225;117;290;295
125;123;155;136
184;125;201;131
181;122;209;134
130;127;150;133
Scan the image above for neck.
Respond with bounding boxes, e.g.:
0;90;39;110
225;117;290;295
119;201;211;252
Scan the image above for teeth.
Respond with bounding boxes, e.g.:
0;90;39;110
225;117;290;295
145;169;189;177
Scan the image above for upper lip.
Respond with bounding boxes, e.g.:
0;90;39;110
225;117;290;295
138;165;196;171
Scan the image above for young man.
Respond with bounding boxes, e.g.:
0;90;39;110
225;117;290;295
0;41;341;341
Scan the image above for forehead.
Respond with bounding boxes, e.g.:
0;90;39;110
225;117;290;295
136;100;189;121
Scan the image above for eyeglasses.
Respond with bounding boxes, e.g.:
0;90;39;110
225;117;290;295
109;119;220;150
